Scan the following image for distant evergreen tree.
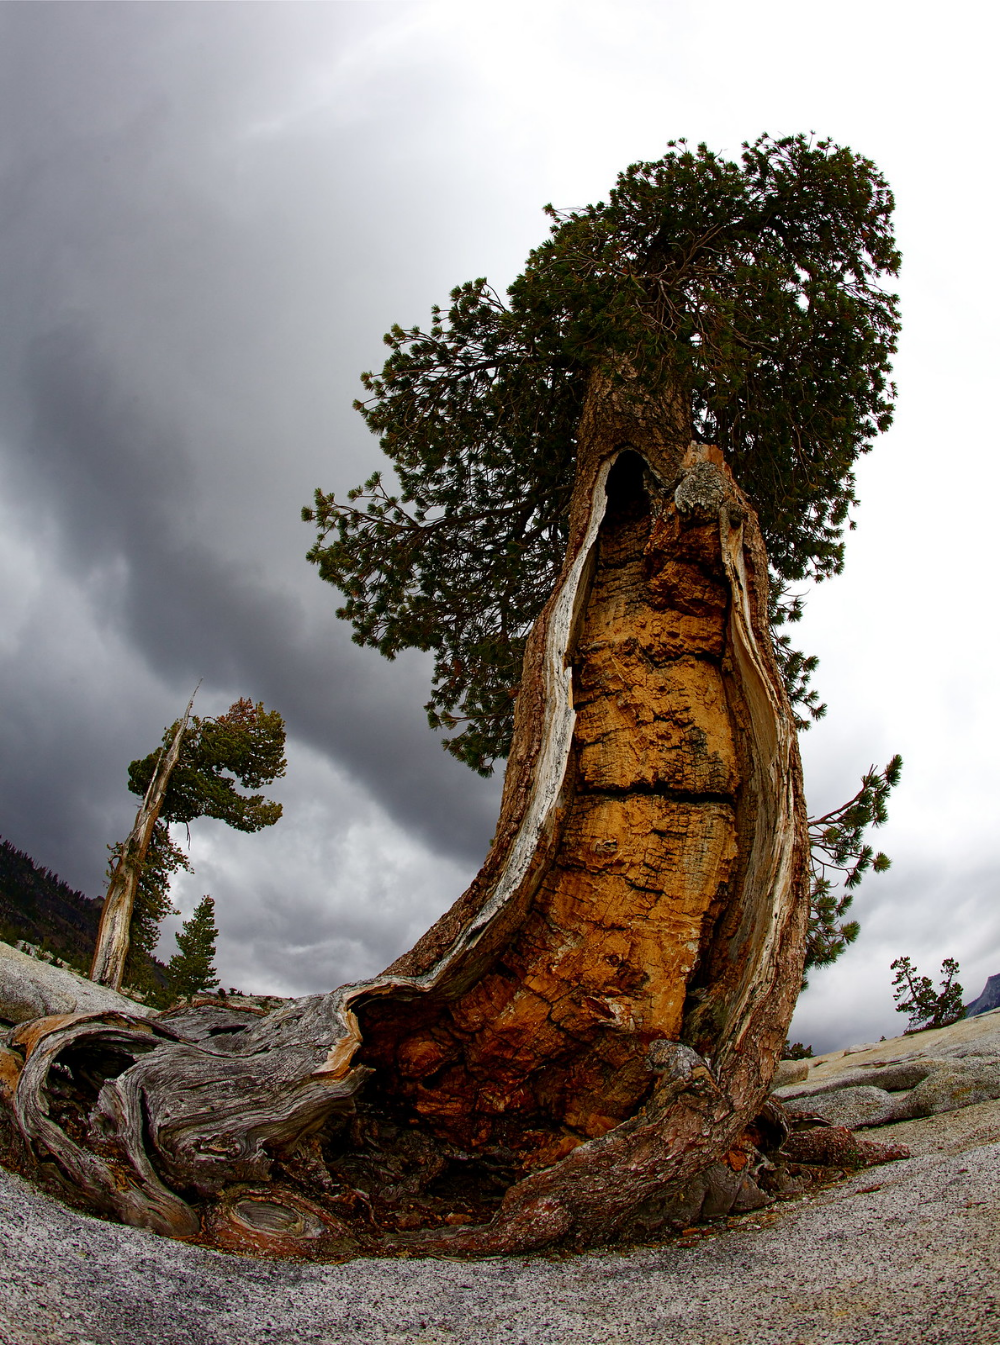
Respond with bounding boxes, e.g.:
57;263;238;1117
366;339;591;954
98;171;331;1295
167;896;220;1001
891;955;965;1031
782;1040;814;1059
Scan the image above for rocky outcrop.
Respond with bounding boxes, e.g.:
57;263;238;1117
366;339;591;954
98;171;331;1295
966;972;1000;1017
772;1008;1000;1128
0;940;151;1026
771;1058;810;1088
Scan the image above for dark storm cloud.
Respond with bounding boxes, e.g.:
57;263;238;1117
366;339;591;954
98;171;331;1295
167;746;482;994
1;321;499;884
0;3;510;912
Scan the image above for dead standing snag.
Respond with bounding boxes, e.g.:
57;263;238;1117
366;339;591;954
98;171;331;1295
4;395;808;1254
3;135;901;1254
91;694;286;998
89;693;197;991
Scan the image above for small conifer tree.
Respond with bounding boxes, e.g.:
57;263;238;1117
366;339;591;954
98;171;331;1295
783;1040;815;1060
891;955;965;1031
167;896;220;1001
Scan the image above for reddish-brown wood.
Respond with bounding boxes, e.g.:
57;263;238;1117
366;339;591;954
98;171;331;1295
3;378;811;1255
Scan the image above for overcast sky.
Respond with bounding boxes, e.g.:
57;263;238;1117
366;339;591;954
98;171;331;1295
1;0;997;1053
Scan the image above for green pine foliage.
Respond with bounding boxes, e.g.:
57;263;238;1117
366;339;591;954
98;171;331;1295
891;955;965;1032
783;1041;814;1059
305;134;900;775
804;755;902;978
118;698;286;977
128;698;287;832
769;583;826;732
167;895;220;1001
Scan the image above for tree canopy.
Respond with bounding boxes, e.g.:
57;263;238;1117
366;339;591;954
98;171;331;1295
306;134;900;774
128;698;287;832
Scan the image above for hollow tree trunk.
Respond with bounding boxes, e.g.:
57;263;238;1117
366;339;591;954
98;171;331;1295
3;376;810;1257
89;693;195;990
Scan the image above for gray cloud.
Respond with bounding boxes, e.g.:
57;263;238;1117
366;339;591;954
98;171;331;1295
789;856;1000;1056
0;5;504;923
161;742;480;995
1;321;500;886
1;1;999;1025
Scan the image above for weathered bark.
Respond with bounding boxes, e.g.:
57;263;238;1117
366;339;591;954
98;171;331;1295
89;692;196;990
3;379;814;1256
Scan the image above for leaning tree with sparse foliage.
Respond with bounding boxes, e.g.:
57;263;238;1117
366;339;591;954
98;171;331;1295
4;136;904;1258
91;696;286;992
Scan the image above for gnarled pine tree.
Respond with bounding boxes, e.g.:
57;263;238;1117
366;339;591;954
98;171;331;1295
90;697;287;993
3;136;902;1258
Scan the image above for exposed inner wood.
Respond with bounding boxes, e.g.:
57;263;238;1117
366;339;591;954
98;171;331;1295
354;453;741;1168
3;438;808;1257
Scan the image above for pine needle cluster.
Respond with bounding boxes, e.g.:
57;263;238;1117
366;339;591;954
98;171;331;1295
804;754;902;977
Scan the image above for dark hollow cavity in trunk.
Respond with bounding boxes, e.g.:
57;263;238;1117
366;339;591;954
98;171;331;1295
2;387;812;1257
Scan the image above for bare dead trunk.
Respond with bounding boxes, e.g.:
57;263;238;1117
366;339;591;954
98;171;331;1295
89;691;196;990
4;378;817;1256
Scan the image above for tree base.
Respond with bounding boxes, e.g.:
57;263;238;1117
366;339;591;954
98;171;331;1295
2;426;813;1258
0;1015;907;1261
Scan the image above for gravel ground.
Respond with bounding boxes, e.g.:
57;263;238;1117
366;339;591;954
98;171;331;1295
2;1102;1000;1345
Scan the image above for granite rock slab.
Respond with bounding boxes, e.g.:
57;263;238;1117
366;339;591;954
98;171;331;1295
0;939;150;1027
774;1008;1000;1128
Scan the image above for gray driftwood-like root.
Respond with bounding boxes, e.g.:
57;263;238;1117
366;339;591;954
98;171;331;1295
3;387;825;1258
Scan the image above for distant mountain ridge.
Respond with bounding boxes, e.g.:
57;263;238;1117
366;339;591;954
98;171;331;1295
966;973;1000;1018
0;836;101;975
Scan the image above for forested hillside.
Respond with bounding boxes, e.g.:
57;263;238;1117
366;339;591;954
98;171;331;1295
0;837;102;973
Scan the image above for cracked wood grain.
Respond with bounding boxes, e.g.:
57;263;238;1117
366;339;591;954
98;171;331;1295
3;374;809;1255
